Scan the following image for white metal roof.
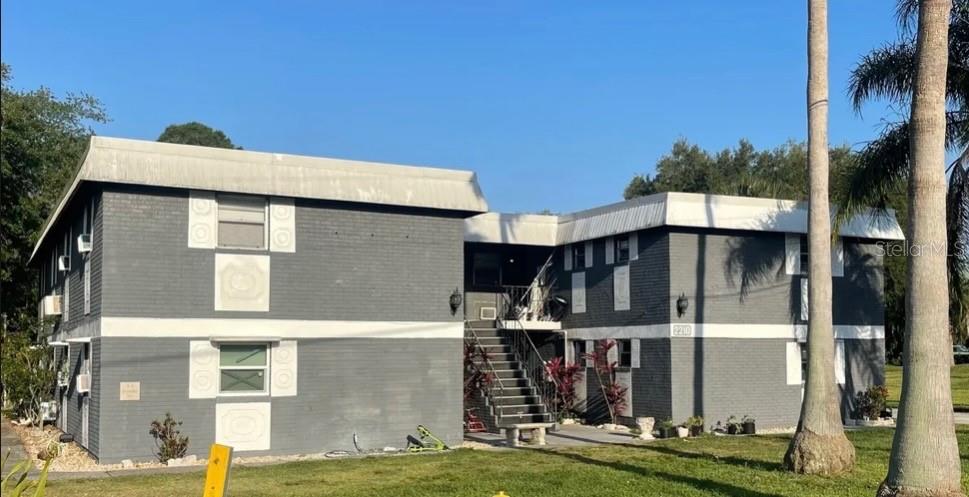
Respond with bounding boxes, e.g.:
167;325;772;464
31;136;489;261
465;192;905;246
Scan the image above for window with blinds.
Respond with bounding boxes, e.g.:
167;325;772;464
217;194;267;249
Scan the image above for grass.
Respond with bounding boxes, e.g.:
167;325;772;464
885;364;969;409
45;428;969;497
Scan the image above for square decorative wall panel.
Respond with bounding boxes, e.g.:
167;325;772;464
188;191;217;249
215;402;271;451
214;254;271;312
269;197;296;253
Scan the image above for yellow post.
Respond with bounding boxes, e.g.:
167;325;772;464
202;444;233;497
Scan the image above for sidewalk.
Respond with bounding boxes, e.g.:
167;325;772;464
1;417;31;463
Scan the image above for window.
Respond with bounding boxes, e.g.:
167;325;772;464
472;252;500;287
799;236;809;275
219;344;269;394
615;236;630;263
800;343;808;384
617;339;632;368
218;195;267;249
572;245;586;270
573;340;587;367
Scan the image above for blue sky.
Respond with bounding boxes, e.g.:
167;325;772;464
2;1;904;213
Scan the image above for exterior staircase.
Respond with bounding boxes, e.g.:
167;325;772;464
466;323;552;430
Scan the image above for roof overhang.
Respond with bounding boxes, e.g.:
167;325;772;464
465;192;905;246
30;136;489;263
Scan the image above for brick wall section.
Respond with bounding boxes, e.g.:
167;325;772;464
100;184;465;322
556;230;670;329
670;338;802;430
96;337;462;463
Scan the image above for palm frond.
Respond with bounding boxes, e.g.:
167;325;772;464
840;121;911;223
948;157;969;339
848;41;916;113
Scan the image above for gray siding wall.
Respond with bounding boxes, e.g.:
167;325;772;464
61;340;99;457
96;337;462;463
556;230;670;329
100;184;465;322
580;338;672;424
842;338;887;420
47;189;103;341
670;338;802;430
668;229;884;326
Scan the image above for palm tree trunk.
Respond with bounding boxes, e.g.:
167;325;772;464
784;0;855;474
879;0;963;495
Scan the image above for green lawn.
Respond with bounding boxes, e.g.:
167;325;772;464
46;428;969;497
885;364;969;409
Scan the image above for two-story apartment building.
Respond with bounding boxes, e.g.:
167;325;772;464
31;136;486;463
31;136;902;462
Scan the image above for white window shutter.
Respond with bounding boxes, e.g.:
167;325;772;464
187;191;217;249
270;340;298;397
564;245;573;271
605;237;615;265
607;341;618;365
83;260;91;315
189;341;219;399
786;342;802;385
831;237;844;277
584;241;594;268
785;234;800;275
835;340;846;384
584;340;594;367
631;339;641;368
629;233;639;260
565;340;574;364
269;197;296;253
571;272;586;313
800;278;809;321
63;278;70;322
613;265;631;311
617;370;633;417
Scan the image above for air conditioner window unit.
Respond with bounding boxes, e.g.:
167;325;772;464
480;306;498;320
40;295;62;317
57;370;69;387
77;234;92;253
39;401;58;422
76;374;91;394
58;255;71;271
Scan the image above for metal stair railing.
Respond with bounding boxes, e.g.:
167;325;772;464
464;321;507;426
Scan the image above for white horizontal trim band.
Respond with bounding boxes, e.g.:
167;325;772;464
99;317;463;339
566;323;884;341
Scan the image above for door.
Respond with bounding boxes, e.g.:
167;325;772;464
80;343;91;448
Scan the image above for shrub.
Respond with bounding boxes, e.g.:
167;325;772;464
855;385;889;419
582;340;628;425
463;343;494;402
544;356;584;417
149;413;189;463
1;450;51;496
0;320;57;427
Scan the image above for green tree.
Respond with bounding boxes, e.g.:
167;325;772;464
784;0;855;475
878;1;964;495
846;0;969;344
0;63;107;322
157;121;240;149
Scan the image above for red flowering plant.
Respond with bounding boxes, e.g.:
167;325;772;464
583;339;628;425
464;342;495;402
544;356;585;418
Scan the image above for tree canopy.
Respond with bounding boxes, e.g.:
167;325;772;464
157;121;239;149
0;62;108;323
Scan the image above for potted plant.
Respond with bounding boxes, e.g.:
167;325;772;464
675;424;690;438
726;416;741;435
658;419;675;439
686;416;704;437
741;415;756;435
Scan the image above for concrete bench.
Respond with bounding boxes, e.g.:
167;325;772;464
506;422;554;447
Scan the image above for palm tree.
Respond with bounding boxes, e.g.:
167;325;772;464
846;0;969;343
783;0;856;474
878;1;964;495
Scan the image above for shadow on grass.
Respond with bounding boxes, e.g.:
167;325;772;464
644;444;784;473
544;450;784;497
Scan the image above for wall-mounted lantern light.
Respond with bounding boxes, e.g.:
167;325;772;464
449;288;463;315
676;293;689;318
